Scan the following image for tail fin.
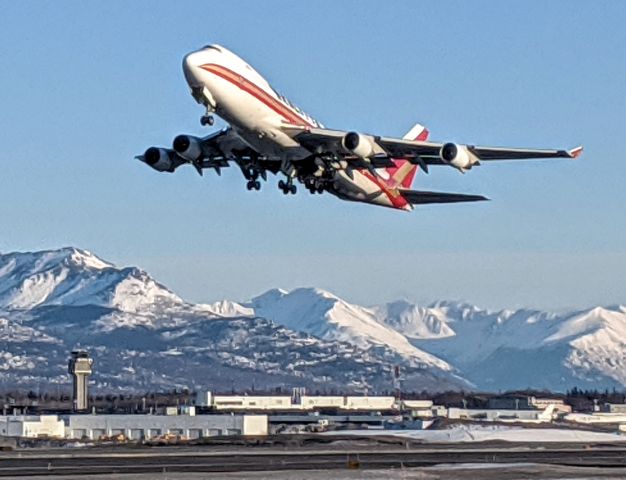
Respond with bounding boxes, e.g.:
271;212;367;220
385;123;429;189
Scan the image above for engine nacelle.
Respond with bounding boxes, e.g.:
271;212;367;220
342;132;377;159
173;135;203;161
143;147;175;172
440;143;476;171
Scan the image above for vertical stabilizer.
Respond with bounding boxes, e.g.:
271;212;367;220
385;123;429;188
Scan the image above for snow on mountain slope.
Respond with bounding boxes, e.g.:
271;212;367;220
372;300;455;339
0;248;182;312
545;307;621;343
554;307;626;386
378;300;562;363
0;308;466;392
204;299;254;318
384;300;626;390
208;291;626;390
247;288;452;370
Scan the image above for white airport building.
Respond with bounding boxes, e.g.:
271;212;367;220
8;393;614;440
0;415;65;438
448;406;558;423
197;391;397;411
196;393;446;419
64;413;267;440
0;413;267;440
565;412;626;425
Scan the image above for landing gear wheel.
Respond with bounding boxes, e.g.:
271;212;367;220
279;179;296;194
201;115;214;126
247;180;261;191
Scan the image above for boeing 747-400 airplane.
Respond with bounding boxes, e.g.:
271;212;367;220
136;44;582;211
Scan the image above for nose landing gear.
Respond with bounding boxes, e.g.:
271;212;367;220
200;102;216;126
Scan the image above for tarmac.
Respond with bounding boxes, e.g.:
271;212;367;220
1;442;626;478
4;465;626;480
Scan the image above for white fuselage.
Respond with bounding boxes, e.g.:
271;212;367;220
182;45;412;210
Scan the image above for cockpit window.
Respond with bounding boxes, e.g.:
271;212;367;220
202;45;222;53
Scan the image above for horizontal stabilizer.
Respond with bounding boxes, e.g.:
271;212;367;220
568;146;584;158
399;189;489;205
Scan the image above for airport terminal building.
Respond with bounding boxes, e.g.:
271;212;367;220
1;413;267;440
64;413;268;440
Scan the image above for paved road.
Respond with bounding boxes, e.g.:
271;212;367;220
1;445;626;476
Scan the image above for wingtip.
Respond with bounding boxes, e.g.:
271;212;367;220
568;146;584;159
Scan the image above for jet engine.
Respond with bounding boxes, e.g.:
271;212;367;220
143;147;176;172
342;132;377;159
173;135;203;161
440;143;476;171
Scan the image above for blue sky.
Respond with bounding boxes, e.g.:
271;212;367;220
1;1;625;310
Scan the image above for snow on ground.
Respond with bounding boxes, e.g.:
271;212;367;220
324;425;626;443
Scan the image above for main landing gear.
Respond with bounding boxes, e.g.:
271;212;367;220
304;178;324;194
278;179;297;195
244;168;262;191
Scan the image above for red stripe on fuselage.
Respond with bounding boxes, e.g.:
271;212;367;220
199;64;313;127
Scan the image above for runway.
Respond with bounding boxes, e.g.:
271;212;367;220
1;444;626;477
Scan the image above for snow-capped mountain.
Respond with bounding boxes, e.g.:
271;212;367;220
372;300;455;340
375;300;626;390
244;288;452;370
214;293;626;392
0;248;464;393
0;247;182;312
1;247;624;393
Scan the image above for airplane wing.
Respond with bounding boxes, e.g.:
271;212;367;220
379;137;582;169
291;126;582;171
375;137;582;163
399;189;489;205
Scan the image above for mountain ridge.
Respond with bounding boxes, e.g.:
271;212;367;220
0;248;465;392
1;247;624;392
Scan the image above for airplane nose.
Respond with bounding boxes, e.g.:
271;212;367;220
182;51;205;86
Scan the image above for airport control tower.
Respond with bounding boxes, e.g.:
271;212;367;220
68;350;94;412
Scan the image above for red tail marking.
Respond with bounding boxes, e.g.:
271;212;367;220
416;128;429;141
385;127;429;189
